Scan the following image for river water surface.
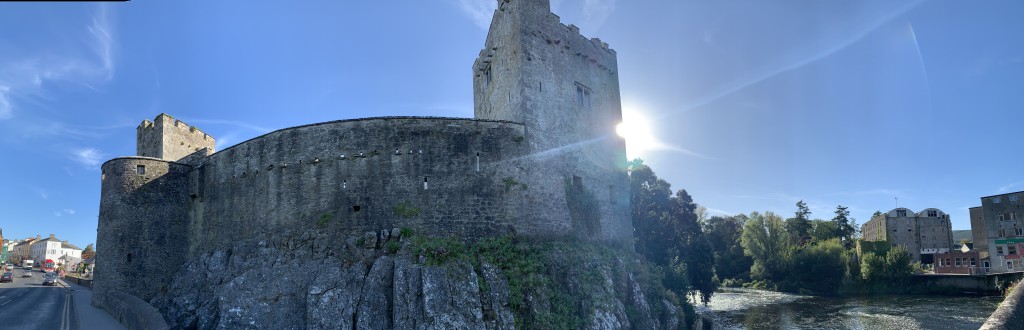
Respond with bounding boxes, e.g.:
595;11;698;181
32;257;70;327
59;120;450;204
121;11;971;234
697;288;1002;329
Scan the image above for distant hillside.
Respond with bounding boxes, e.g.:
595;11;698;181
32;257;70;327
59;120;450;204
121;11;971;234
953;230;973;243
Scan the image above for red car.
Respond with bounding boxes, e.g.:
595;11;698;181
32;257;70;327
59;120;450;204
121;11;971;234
0;272;12;283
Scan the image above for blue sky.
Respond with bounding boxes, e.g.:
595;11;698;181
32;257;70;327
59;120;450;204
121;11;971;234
1;0;1022;249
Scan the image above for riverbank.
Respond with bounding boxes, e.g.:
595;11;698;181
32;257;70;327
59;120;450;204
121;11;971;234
699;288;1002;329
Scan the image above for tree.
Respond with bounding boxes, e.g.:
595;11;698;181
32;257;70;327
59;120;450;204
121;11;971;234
810;220;838;242
788;238;846;294
785;200;812;245
704;215;753;282
832;205;855;244
740;211;791;283
82;243;95;260
627;159;717;305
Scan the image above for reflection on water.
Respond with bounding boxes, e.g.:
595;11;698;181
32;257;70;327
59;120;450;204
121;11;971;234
697;288;1002;330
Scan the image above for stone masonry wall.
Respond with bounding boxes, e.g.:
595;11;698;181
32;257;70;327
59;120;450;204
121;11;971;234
137;114;215;164
472;0;630;243
96;157;191;301
187;117;537;257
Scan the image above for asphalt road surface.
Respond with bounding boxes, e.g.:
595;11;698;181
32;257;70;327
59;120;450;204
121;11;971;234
0;268;77;330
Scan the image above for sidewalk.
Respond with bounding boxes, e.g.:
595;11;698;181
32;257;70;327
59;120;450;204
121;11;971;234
59;279;126;330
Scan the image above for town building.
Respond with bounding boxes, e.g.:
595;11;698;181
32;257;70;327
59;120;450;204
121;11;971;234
12;236;39;265
934;244;982;274
973;191;1024;273
970;206;989;261
860;207;954;264
29;234;83;266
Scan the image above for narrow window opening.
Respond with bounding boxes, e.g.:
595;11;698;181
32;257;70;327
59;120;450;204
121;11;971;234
126;253;132;263
508;91;511;102
424;177;429;190
476;152;480;172
572;175;582;188
484;65;492;88
343;180;347;189
395;149;400;154
136;165;146;175
539;82;542;92
352;205;361;212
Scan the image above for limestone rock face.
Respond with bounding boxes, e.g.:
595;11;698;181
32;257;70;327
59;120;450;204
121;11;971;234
150;232;681;329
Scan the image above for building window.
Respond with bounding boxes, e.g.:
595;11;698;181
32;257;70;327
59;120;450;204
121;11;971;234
1010;245;1018;255
945;258;951;266
1011;195;1019;202
994;197;1002;203
1000;215;1005;221
897;209;907;217
927;210;937;217
938;258;944;266
483;65;492;88
136;165;146;175
999;229;1006;237
955;258;961;266
971;258;977;266
576;84;591;111
998;246;1005;255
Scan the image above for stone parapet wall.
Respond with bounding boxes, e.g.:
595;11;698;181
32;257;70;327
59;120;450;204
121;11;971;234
187;117;538;256
982;278;1024;329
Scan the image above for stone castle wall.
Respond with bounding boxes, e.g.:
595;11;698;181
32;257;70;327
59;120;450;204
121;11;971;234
185;117;544;256
137;114;215;164
472;0;630;241
96;157;191;301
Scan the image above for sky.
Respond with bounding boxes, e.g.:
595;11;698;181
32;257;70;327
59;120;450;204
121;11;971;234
1;0;1022;249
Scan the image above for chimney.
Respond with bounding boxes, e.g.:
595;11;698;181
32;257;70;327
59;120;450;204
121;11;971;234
49;234;56;239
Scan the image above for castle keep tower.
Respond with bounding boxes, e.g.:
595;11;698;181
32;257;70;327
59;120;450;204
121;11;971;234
137;113;215;164
473;0;630;239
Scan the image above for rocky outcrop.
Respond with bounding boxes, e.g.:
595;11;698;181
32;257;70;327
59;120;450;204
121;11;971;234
150;231;684;329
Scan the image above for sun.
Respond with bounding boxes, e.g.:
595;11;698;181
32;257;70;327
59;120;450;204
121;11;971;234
616;110;658;158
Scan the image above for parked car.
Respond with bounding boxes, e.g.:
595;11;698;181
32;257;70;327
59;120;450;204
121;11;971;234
42;272;58;286
21;272;31;278
1;272;12;282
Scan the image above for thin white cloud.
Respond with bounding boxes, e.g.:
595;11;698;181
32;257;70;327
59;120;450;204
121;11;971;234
454;0;497;30
54;209;76;217
582;0;616;30
998;180;1024;193
705;207;733;216
27;185;49;199
0;4;115;120
183;118;271;133
72;147;103;169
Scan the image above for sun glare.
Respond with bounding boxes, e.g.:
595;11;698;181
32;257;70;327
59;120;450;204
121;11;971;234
616;110;657;158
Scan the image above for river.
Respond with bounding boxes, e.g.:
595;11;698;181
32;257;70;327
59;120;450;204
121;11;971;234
697;288;1003;329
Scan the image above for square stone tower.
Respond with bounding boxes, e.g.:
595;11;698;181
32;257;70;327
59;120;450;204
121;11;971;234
137;113;215;164
473;0;631;241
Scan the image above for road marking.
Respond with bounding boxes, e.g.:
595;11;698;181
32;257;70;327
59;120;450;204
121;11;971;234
61;291;71;330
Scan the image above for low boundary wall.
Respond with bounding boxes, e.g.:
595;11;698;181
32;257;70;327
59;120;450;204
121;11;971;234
982;279;1024;330
92;290;170;330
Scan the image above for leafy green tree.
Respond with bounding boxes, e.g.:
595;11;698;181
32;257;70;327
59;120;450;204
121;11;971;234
627;159;717;305
704;215;753;282
787;238;846;293
832;205;856;244
740;211;791;283
810;220;838;242
82;243;95;260
785;200;812;245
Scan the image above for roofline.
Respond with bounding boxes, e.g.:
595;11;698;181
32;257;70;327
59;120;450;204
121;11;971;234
211;116;524;157
980;191;1024;199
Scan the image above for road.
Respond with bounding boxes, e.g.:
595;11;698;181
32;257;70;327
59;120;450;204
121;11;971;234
0;267;77;330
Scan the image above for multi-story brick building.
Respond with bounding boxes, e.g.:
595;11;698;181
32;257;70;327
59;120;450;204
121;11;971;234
860;207;954;264
974;191;1024;273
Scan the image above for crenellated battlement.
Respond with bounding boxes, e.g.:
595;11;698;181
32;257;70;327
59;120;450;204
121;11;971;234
137;113;215;163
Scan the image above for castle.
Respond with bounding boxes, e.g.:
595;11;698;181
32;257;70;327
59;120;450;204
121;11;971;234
95;0;631;303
